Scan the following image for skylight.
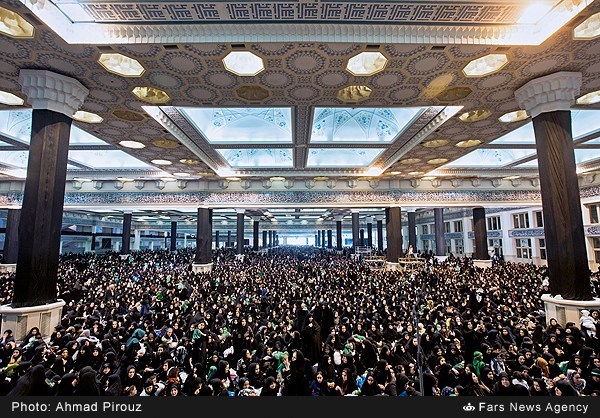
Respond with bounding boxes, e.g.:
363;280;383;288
306;148;385;168
0;150;29;168
572;110;600;138
181;108;293;144
310;107;424;143
445;149;535;168
490;123;536;145
516;150;600;169
68;150;151;169
215;148;293;168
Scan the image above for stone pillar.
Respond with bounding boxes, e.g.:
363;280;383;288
262;230;267;249
193;207;212;272
515;71;592;302
215;230;220;249
314;234;319;247
473;207;490;260
335;216;343;251
434;208;445;257
236;209;245;255
170;218;178;252
274;231;278;246
227;230;231;248
10;70;87;309
359;229;365;247
407;209;417;251
133;229;141;251
91;233;96;252
366;217;373;248
385;207;402;268
351;210;359;252
121;212;132;256
268;230;273;247
321;230;326;248
376;216;384;251
327;230;333;249
2;71;87;337
2;208;20;265
252;217;260;251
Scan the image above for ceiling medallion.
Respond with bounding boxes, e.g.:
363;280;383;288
112;109;145;121
455;139;482;148
337;85;372;102
436;87;472;102
458;109;492;122
72;110;103;124
235;85;270;101
152;139;180;149
422;139;448;148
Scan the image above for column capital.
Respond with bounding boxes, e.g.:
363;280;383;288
170;216;179;222
123;210;133;215
236;208;246;215
334;215;344;221
514;71;582;118
350;209;360;213
19;69;89;118
365;216;373;224
252;216;261;222
405;207;417;213
375;215;385;221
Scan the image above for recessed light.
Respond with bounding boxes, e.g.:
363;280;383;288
0;90;24;106
72;110;103;124
499;110;529;123
180;159;200;165
346;52;388;76
458;109;492;122
132;87;170;104
389;171;402;175
222;51;265;76
463;54;508;77
456;139;482;148
408;171;424;175
337;85;372;102
574;12;600;40
576;90;600;105
399;158;421;164
98;53;145;77
173;172;190;177
152;139;180;149
0;7;34;38
119;140;145;149
422;140;448;148
427;158;449;165
151;159;172;166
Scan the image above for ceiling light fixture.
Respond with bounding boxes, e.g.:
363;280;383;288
576;90;600;105
0;91;23;106
72;110;103;123
132;87;170;104
0;7;34;38
151;159;172;166
458;109;492;122
422;140;448;148
98;53;145;77
455;139;482;148
222;51;265;76
574;12;600;39
463;54;508;77
346;52;388;76
337;85;372;102
498;110;529;123
119;140;145;149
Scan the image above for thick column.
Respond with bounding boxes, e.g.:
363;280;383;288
133;229;141;251
274;231;278;246
327;230;333;249
2;208;20;264
170;219;177;252
321;230;326;248
407;210;417;251
366;217;373;248
335;216;343;251
194;207;212;269
434;208;445;256
473;207;489;260
351;211;359;252
121;212;132;256
91;233;96;251
215;230;220;249
227;230;232;248
268;230;273;247
515;72;592;301
262;230;267;248
252;217;259;251
376;216;384;250
9;70;87;311
385;207;402;264
236;209;245;255
359;229;365;247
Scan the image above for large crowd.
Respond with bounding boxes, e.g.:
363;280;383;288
0;246;599;397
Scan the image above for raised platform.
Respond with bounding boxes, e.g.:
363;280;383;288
541;294;600;327
0;264;16;273
192;263;213;273
473;259;493;269
0;299;66;341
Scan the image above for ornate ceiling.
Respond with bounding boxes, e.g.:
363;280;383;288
0;0;599;183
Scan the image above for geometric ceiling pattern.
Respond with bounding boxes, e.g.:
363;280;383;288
0;0;599;182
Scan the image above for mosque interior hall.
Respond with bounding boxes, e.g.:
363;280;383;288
1;0;600;398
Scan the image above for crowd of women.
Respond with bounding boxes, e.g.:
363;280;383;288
0;246;599;397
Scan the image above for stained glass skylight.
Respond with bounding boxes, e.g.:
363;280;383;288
490;123;535;145
181;108;293;144
572;110;600;138
306;148;385;168
68;150;151;169
0;150;29;168
215;148;293;168
310;107;424;143
445;149;535;167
